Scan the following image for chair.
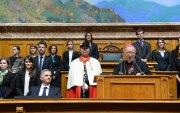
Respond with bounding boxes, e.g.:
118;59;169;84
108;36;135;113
100;43;123;62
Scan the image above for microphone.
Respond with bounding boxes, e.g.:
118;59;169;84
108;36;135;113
119;59;124;75
133;59;145;75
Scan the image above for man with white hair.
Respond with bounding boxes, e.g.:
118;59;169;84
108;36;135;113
113;44;151;75
27;69;61;97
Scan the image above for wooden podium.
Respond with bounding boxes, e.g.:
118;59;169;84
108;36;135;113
96;75;174;99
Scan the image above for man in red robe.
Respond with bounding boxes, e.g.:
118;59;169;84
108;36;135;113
66;41;102;98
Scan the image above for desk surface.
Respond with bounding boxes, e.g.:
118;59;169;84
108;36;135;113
1;99;180;113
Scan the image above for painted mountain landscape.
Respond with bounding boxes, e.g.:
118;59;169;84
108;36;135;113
86;0;180;22
0;0;124;23
0;0;180;23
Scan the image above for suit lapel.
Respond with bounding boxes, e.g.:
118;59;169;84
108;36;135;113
163;51;168;59
48;87;54;96
22;70;26;86
35;86;41;96
42;56;47;69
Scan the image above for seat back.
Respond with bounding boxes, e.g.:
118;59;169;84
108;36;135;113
100;43;123;62
102;53;122;62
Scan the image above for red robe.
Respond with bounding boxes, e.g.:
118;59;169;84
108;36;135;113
66;86;97;98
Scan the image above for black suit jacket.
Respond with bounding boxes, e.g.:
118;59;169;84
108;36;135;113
171;49;176;59
16;70;37;96
27;86;61;98
132;40;151;60
0;71;15;98
90;42;99;59
34;55;54;85
62;50;79;71
152;50;171;71
49;54;62;88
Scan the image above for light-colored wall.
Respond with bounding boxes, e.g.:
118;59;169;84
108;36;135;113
0;23;179;59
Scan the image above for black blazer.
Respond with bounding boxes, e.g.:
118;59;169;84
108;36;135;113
90;42;99;59
49;54;62;88
62;50;79;71
34;56;54;85
0;71;15;98
16;70;37;96
27;86;61;98
152;50;171;71
171;49;176;59
132;40;151;60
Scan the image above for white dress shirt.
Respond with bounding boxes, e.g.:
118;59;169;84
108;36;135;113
38;84;50;96
159;50;165;58
68;50;73;67
24;70;30;96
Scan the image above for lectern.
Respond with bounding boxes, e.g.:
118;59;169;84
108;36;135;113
96;75;172;99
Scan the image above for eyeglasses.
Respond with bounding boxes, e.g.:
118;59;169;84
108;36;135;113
125;51;135;55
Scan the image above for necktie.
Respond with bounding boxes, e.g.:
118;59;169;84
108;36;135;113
42;87;47;96
51;55;55;63
83;64;89;85
82;64;89;98
39;56;43;71
139;40;143;47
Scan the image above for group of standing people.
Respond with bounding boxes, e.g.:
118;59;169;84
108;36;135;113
0;32;100;98
0;30;179;99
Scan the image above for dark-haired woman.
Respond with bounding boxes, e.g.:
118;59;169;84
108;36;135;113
62;40;79;71
84;32;99;59
48;45;62;88
16;56;37;96
171;44;180;97
0;58;15;98
151;39;171;71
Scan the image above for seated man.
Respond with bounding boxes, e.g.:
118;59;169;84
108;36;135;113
27;69;61;98
113;44;151;75
66;41;102;98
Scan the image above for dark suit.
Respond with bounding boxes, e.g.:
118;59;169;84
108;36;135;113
0;71;15;98
89;42;99;59
62;50;79;71
171;49;176;59
152;50;171;71
113;60;151;75
132;40;151;60
49;54;62;88
27;86;61;97
16;70;37;96
34;55;54;85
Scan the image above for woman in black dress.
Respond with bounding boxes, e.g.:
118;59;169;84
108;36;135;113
84;32;99;59
0;58;15;98
62;40;79;71
48;45;62;88
171;44;180;97
16;55;37;96
151;38;171;71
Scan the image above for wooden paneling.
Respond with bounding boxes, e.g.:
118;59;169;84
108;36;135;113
96;75;169;99
1;99;180;113
0;23;179;58
0;39;177;59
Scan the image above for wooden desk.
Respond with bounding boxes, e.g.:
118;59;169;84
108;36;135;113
96;75;170;99
152;71;178;98
100;61;157;71
61;71;177;98
61;71;68;98
1;99;180;113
